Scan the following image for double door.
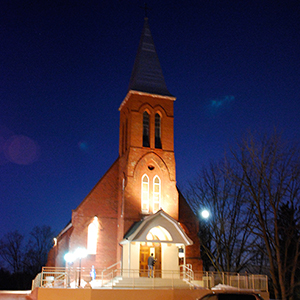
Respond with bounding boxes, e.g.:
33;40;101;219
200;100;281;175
140;244;161;277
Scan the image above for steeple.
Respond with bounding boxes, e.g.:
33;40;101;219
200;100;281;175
128;18;172;97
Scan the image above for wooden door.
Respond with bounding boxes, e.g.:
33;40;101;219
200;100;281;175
140;245;149;277
154;244;161;278
140;244;162;277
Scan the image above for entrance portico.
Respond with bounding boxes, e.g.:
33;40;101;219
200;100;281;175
120;210;193;278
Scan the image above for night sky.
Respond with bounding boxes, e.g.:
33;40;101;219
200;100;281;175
1;1;299;238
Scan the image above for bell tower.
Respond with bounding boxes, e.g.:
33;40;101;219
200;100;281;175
117;18;178;247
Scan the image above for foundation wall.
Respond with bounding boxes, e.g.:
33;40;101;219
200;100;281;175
31;288;211;300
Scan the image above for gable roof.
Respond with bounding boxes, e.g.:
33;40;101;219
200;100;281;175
128;18;173;97
121;210;193;245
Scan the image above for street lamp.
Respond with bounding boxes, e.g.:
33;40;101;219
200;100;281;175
64;248;88;288
74;247;88;288
200;209;210;219
64;252;75;287
199;209;211;271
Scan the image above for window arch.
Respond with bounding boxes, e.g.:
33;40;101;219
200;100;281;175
87;217;98;254
143;111;150;147
141;174;149;213
155;113;162;148
146;226;172;241
153;175;161;212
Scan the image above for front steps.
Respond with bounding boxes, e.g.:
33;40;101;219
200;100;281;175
102;277;192;289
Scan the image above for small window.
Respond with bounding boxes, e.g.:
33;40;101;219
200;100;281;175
155;113;162;148
141;174;149;213
153;176;161;212
143;112;150;147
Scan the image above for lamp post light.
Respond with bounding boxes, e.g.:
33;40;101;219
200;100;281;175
74;247;88;288
199;208;211;271
178;247;184;258
64;252;75;287
64;248;88;288
201;209;210;219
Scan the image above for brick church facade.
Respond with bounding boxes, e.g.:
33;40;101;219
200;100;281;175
47;18;202;276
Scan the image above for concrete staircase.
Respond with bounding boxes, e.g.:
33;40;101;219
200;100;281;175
104;277;192;289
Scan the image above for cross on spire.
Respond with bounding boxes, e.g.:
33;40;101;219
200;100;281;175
140;3;151;18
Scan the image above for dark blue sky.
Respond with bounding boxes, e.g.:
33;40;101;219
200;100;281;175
1;0;299;238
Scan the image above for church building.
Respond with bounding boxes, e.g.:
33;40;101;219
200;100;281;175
47;17;202;278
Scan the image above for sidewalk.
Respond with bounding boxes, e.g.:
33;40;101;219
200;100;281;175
0;290;31;299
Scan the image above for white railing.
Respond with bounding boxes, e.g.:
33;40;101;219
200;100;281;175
196;271;268;292
180;264;194;282
32;267;268;292
101;260;122;285
39;267;67;288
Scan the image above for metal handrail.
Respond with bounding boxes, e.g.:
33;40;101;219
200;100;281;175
180;264;194;282
34;267;268;292
101;261;121;285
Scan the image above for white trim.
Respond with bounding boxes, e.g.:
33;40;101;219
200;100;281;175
119;90;176;111
121;210;193;246
56;222;72;239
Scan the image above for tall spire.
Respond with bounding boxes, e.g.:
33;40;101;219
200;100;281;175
128;18;172;97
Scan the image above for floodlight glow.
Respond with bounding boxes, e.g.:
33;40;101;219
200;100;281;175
75;247;88;259
64;252;75;263
88;218;98;254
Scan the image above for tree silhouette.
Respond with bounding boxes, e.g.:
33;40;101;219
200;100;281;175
230;132;300;300
0;225;55;289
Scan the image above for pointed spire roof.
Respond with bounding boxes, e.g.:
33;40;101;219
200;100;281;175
128;18;173;97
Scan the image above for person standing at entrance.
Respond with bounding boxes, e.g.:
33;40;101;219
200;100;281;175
148;253;155;278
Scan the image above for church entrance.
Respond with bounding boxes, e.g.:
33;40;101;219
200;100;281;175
139;243;161;277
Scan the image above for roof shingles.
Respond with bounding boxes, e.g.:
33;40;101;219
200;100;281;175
128;18;173;97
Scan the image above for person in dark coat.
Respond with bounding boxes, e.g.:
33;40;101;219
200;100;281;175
147;253;155;278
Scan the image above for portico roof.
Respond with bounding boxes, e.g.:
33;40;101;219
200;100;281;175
120;210;193;245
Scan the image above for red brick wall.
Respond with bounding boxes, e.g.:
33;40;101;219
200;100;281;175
46;225;73;267
68;159;121;269
178;189;203;272
119;91;175;156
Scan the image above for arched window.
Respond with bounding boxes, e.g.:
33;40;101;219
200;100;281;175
141;174;149;213
87;217;98;254
146;226;172;241
143;111;150;147
153;175;161;212
155;113;162;149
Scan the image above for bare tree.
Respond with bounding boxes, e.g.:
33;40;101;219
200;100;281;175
187;162;257;272
0;230;24;273
230;132;300;300
24;225;55;276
